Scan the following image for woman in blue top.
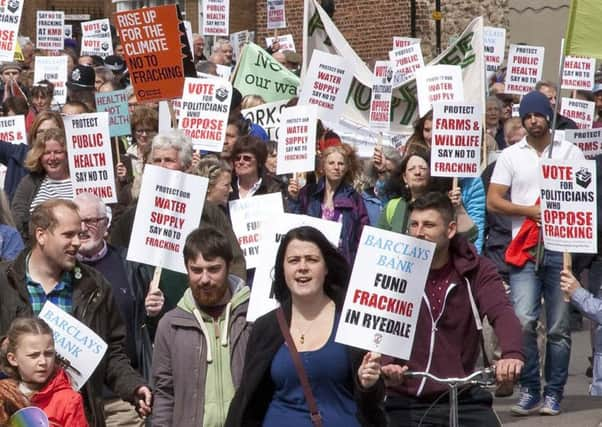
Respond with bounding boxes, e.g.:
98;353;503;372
226;226;385;427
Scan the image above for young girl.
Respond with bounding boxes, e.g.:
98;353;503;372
0;317;88;426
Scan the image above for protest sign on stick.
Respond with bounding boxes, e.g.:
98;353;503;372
39;302;108;391
81;18;113;58
504;44;545;95
430;101;482;177
369;61;393;130
298;50;353;123
247;214;342;321
203;0;229;36
483;26;506;79
0;115;26;145
415;65;464;118
242;99;287;140
114;5;185;102
64;112;117;204
127;164;208;273
267;0;286;30
335;226;435;359
539;158;597;253
95;90;131;137
34;56;68;105
565;128;602;159
64;24;72;38
562;56;595;91
393;37;420;49
265;34;295;52
277;105;317;175
36;11;64;50
178;77;231;152
560;98;595;129
389;44;424;88
0;0;23;61
229;193;284;269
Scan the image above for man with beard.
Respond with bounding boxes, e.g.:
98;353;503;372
151;226;251;427
487;91;584;416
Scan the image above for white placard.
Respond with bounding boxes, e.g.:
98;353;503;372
230;30;250;62
247;214;343;321
369;61;393;130
64;113;117;204
560;98;595;129
504;44;545;95
431;102;482;177
483;26;506;78
127;165;208;273
267;0;286;30
562;56;595;91
229;193;284;269
335;226;435;359
0;0;24;61
540;159;597;253
39;302;108;391
215;63;232;80
565;128;602;159
202;0;229;36
389;43;424;88
179;77;231;152
298;50;354;123
415;65;464;118
265;34;295;52
0;115;26;145
64;24;72;39
33;56;68;105
277;105;317;175
80;18;113;58
393;37;420;49
36;11;64;50
242;99;288;140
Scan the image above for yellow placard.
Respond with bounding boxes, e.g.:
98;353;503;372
14;40;23;62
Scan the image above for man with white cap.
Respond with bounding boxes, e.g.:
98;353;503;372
487;91;584;416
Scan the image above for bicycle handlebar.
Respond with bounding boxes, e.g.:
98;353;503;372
403;366;496;385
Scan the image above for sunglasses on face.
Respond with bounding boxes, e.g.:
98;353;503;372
235;154;255;163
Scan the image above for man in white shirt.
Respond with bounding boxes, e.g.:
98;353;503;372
487;90;584;417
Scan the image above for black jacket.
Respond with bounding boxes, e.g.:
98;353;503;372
225;300;386;427
0;251;147;427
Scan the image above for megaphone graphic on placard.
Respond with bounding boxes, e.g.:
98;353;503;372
9;407;49;427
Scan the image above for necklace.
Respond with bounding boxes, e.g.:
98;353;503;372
292;300;333;345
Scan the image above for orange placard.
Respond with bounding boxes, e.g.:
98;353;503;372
113;5;184;102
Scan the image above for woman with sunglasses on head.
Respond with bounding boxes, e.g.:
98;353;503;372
25;80;55;131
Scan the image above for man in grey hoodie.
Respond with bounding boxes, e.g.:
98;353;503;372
151;226;251;427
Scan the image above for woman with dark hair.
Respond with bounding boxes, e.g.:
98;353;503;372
403;111;433;154
287;143;369;264
226;226;385;427
26;80;55;130
1;96;29;116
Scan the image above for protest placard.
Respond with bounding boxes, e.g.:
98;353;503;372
504;44;545;95
562;56;595;91
242;99;287;140
178;77;231;152
430;102;482;177
335;226;434;359
127;165;208;273
80;18;113;58
229;192;284;269
64;24;72;38
0;115;26;145
95;90;130;137
483;26;506;78
415;65;464;118
389;43;424;88
230;30;249;62
265;34;295;52
565;128;602;159
215;63;231;80
36;11;64;50
233;42;299;102
539;159;597;253
114;5;185;102
298;50;353;123
369;61;393;130
0;0;23;62
64;113;117;203
39;302;108;391
393;37;420;49
560;97;595;129
33;56;68;105
202;0;229;36
267;0;286;30
247;214;342;321
277;105;317;175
